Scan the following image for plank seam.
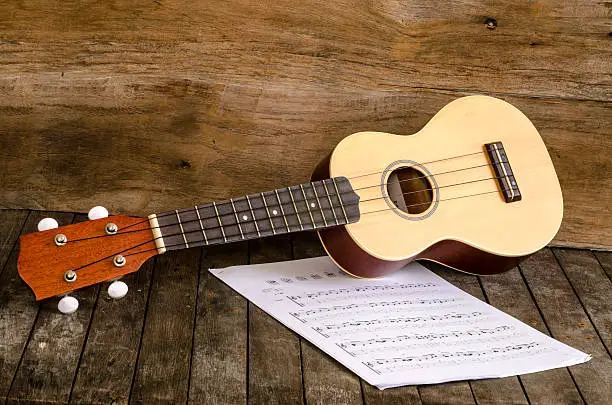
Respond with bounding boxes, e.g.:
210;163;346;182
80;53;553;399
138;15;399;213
185;248;204;405
358;378;366;405
591;250;612;283
127;257;157;405
291;235;309;405
0;210;30;278
5;306;41;404
67;284;102;404
298;339;308;405
246;241;251;405
5;212;73;404
551;248;612;360
517;261;589;405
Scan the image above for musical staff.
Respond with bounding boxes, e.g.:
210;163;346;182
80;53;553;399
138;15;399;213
210;257;590;388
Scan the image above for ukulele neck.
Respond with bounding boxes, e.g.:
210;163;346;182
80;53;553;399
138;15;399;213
148;177;361;253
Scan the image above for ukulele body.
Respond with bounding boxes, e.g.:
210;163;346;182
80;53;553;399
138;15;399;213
313;95;563;277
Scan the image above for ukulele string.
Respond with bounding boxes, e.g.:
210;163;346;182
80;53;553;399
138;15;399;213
118;157;503;234
118;150;486;232
65;174;506;245
114;190;502;259
144;160;500;225
69;188;500;273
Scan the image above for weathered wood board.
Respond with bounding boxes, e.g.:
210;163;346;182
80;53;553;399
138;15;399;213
1;209;611;404
0;1;610;249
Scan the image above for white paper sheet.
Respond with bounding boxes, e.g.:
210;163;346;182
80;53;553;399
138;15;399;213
210;257;590;389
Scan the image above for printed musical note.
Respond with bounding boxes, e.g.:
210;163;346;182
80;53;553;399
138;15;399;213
210;257;590;389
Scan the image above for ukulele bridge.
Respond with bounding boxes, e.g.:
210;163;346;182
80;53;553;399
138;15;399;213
484;142;521;203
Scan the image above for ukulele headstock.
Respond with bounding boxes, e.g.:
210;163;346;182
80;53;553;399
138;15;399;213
18;215;158;301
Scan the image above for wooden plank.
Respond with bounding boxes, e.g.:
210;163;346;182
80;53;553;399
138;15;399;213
70;258;155;405
0;210;28;275
479;267;584;405
0;211;74;404
552;248;612;355
248;236;304;405
292;232;363;405
6;214;99;405
519;248;612;405
424;264;529;405
188;242;249;405
0;2;608;99
0;2;610;249
593;251;612;280
129;249;200;405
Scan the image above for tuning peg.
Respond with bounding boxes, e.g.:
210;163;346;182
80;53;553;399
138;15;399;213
88;206;109;220
58;296;79;314
37;217;59;232
108;280;128;299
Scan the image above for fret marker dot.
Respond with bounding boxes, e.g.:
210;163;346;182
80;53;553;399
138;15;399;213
242;215;248;221
272;209;278;215
310;202;316;208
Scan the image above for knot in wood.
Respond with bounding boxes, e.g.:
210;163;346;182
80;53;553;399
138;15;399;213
485;18;497;30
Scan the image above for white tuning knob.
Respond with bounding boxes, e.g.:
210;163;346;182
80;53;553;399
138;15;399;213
108;280;128;299
88;206;109;220
37;217;59;231
58;296;79;314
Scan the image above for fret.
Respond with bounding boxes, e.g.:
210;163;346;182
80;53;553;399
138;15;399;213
288;186;304;231
275;189;291;232
304;182;327;227
194;205;208;244
230;198;245;239
311;182;329;226
322;180;339;225
261;192;276;235
299;184;316;229
212;201;227;242
175;210;189;248
153;176;360;251
245;195;261;237
332;177;349;223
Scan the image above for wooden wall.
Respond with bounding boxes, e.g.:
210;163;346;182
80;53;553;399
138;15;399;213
0;1;610;249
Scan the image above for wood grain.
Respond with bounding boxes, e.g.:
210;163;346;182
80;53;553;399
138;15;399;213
0;1;610;249
479;267;584;405
0;211;74;404
519;249;612;405
188;242;248;405
70;258;155;405
129;249;200;405
292;232;364;405
552;248;612;355
248;236;304;405
7;215;98;405
0;211;28;276
593;251;612;280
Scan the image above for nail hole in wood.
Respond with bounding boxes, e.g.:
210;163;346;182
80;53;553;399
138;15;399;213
485;18;497;30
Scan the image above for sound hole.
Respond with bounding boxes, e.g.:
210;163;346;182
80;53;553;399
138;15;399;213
386;166;433;214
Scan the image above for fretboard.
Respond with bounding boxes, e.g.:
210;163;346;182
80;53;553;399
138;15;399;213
151;177;360;252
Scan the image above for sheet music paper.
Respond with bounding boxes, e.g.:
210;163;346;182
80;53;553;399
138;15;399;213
210;257;590;389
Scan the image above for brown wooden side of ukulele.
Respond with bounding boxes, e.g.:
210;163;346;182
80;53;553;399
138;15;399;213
312;154;527;278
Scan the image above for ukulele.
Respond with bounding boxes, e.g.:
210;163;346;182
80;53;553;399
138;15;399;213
18;95;563;313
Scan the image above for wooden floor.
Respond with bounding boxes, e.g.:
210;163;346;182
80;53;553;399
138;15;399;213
0;209;610;405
